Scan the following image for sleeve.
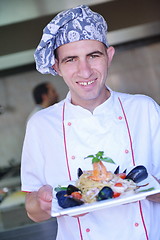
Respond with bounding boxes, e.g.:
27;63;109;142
150;100;160;180
21;117;47;192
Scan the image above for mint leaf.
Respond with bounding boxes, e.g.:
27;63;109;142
102;157;115;164
54;185;67;192
84;151;115;164
96;151;104;158
137;187;155;193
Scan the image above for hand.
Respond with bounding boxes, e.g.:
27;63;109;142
37;185;53;215
25;185;53;222
146;193;160;202
146;177;160;203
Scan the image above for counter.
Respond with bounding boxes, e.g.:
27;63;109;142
0;218;58;240
0;174;58;240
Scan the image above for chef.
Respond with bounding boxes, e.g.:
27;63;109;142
21;5;160;240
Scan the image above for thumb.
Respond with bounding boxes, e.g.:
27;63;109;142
38;185;53;202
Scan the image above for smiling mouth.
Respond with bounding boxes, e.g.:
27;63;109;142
79;80;95;86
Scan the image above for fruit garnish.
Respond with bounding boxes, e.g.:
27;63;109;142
113;192;121;198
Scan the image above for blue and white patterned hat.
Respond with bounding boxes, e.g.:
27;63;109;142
34;5;109;75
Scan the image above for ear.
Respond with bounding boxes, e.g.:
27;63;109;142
52;59;62;76
106;46;115;67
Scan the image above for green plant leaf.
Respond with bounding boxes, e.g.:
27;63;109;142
92;157;101;163
102;157;115;164
84;151;115;164
137;187;155;193
54;185;67;192
96;151;104;158
84;154;94;159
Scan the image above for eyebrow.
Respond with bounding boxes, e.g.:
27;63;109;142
60;50;104;63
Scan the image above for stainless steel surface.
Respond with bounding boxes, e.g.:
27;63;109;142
0;218;57;240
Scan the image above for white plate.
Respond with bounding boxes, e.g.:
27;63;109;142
51;174;160;217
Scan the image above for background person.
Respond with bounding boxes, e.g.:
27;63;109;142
28;82;59;120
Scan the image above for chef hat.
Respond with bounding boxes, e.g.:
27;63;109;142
34;5;109;75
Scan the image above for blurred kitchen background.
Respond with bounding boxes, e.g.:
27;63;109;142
0;0;160;239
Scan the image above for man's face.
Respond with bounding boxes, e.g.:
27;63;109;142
53;40;114;107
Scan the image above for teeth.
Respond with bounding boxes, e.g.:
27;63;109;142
79;80;94;86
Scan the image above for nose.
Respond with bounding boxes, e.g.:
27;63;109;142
77;59;93;79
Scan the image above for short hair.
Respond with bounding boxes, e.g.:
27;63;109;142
32;82;49;104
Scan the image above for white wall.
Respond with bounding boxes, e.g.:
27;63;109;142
108;41;160;102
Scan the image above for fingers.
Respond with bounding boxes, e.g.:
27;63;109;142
38;185;53;202
146;193;160;203
37;185;53;215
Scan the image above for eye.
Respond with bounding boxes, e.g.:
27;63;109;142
90;54;100;59
66;58;73;62
65;57;76;63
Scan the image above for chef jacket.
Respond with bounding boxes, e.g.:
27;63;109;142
21;88;160;240
27;104;43;121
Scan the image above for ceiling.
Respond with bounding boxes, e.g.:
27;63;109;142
0;0;160;73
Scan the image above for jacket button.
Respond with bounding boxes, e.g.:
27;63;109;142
86;228;90;232
68;122;72;126
125;149;129;153
118;116;122;120
135;222;139;227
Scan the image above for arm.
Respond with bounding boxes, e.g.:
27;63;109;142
21;119;53;222
146;101;160;203
147;193;160;203
25;185;53;222
147;178;160;203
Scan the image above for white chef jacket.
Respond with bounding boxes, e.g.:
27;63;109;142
27;104;43;121
21;88;160;240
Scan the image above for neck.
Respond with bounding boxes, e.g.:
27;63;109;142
71;88;110;113
41;102;48;108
